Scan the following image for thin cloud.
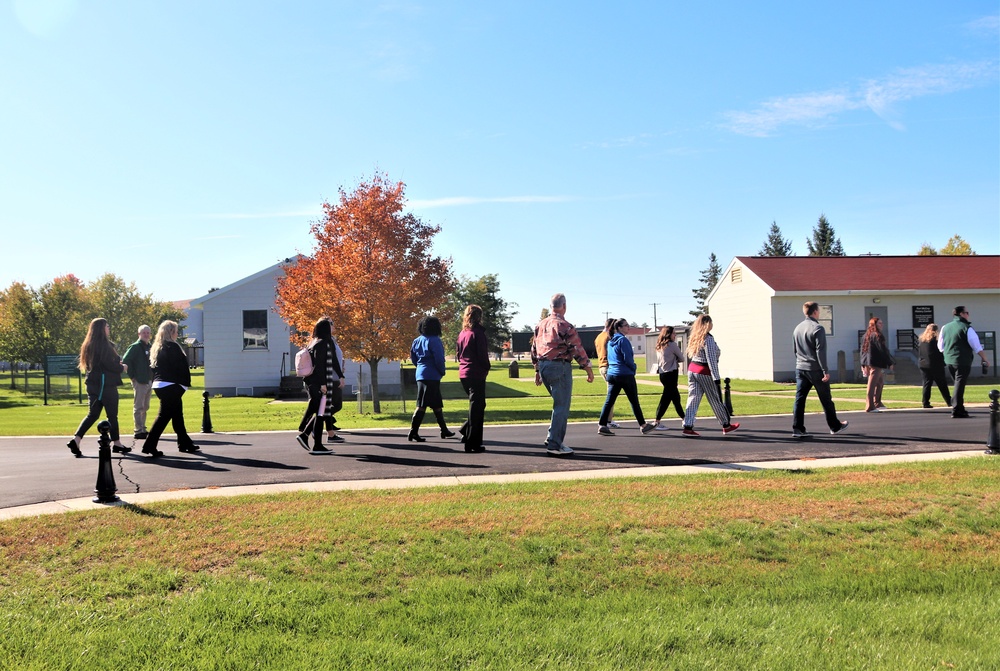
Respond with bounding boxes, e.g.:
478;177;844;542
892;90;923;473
723;60;996;136
408;195;576;208
966;15;999;37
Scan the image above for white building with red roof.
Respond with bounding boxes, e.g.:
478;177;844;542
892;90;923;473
705;255;999;382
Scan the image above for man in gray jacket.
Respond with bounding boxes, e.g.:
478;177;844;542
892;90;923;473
792;302;849;438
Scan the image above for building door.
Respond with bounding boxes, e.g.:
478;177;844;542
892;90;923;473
864;306;889;347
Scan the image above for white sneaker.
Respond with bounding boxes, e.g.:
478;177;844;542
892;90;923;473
608;422;621;429
653;423;669;431
545;445;574;457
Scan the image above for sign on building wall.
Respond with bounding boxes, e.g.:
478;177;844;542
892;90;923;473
912;305;934;328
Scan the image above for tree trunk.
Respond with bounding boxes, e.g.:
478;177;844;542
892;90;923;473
368;357;382;413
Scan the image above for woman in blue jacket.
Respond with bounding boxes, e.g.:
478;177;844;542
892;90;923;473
408;315;455;442
597;318;656;436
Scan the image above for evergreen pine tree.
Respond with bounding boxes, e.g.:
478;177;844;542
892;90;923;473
758;221;793;256
689;252;721;321
806;215;845;256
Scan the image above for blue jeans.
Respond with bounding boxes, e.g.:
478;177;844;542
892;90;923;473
599;374;646;426
792;369;841;432
539;360;574;449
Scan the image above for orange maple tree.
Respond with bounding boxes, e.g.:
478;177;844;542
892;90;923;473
276;172;453;412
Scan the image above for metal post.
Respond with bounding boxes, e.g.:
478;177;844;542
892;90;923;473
400;367;406;414
93;420;120;504
724;377;734;417
986;389;999;456
201;391;214;433
357;369;363;413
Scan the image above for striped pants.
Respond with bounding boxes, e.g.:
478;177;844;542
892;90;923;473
683;372;730;428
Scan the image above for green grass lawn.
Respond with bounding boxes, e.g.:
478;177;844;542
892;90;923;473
1;459;998;669
2;363;996;436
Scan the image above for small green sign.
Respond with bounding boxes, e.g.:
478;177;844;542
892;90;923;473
46;355;79;376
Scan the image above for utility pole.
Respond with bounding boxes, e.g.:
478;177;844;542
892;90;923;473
649;303;660;329
602;311;611;323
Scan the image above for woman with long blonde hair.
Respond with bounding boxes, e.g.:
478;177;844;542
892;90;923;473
455;304;491;452
140;320;198;457
682;315;738;437
68;317;129;457
917;323;951;409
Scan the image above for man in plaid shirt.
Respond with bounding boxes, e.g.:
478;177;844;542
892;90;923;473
531;293;594;456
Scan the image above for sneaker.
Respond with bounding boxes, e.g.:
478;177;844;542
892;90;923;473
296;434;309;450
792;429;811;439
608;422;621;429
952;411;971;419
653;423;669;431
830;422;849;435
597;425;615;436
640;423;656;434
327;433;345;443
681;428;700;437
309;445;333;454
546;445;574;457
722;422;740;435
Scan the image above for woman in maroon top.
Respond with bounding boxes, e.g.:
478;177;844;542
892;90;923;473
455;305;491;452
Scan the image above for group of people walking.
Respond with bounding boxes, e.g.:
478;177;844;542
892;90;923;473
69;318;197;459
67;299;990;462
530;294;739;457
291;305;492;455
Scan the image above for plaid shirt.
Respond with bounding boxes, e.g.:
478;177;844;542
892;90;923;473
530;313;591;369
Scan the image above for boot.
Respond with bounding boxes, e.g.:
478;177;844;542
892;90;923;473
408;408;427;442
433;408;455;438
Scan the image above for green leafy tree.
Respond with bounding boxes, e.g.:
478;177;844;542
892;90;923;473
806;215;845;256
440;274;517;357
917;235;975;256
36;275;92;357
689;252;722;321
940;235;976;256
0;282;46;386
759;221;793;256
86;274;186;344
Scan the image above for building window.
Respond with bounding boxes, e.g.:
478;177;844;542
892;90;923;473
242;310;269;350
818;305;834;336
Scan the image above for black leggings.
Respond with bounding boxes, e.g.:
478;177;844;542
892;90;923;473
655;370;684;421
74;386;121;441
143;385;194;451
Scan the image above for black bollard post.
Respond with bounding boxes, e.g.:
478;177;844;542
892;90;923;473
201;391;214;433
724;377;734;417
986;389;1000;456
93;420;120;504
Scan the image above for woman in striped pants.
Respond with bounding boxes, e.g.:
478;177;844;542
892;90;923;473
682;315;740;437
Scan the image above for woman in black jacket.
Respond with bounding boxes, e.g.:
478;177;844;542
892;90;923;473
917;323;952;409
68;317;130;456
296;318;345;454
860;317;894;412
140;320;197;457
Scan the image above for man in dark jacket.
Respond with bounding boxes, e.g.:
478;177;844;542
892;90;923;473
121;324;152;439
938;306;991;418
792;301;848;438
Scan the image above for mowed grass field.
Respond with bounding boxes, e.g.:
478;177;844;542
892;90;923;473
4;358;993;436
1;459;998;669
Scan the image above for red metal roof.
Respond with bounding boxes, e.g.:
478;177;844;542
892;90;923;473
736;256;1000;292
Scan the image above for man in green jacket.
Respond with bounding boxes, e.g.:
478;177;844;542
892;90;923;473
938;306;991;419
121;324;153;438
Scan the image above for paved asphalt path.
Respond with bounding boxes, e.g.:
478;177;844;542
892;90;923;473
1;406;992;510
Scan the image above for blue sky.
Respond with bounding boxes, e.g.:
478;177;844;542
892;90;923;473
2;1;997;330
